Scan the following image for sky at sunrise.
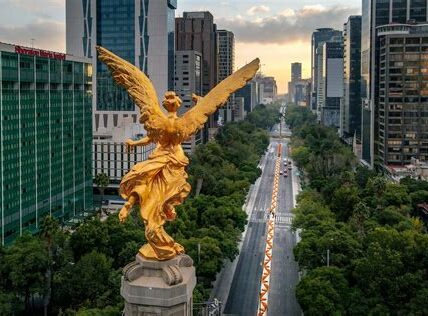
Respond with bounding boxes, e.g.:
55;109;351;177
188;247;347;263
0;0;362;94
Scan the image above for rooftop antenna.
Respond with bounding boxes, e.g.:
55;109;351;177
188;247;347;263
30;38;35;49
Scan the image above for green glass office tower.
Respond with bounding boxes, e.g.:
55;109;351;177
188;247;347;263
0;42;93;244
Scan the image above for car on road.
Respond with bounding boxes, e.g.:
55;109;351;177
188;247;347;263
288;165;292;170
279;170;283;175
284;171;288;177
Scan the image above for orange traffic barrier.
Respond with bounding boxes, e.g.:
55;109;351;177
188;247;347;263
258;143;282;316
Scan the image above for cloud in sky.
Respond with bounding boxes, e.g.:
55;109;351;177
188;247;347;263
5;0;63;12
247;5;271;16
219;5;359;44
0;19;65;52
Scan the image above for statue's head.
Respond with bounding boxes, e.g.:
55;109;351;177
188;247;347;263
162;92;182;113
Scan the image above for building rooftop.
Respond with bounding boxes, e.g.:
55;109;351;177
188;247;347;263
0;41;90;63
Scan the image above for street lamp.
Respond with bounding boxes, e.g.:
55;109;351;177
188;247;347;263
327;249;330;267
326;237;334;267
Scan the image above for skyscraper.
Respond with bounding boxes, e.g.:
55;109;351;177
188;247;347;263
377;24;428;165
176;11;218;137
341;16;362;138
361;0;428;167
311;28;342;112
66;0;177;131
236;81;259;113
176;12;218;96
174;50;203;153
288;62;300;104
320;42;344;128
291;62;302;82
218;29;235;123
0;42;93;244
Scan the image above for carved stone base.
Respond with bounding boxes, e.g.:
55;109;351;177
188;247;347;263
121;254;196;316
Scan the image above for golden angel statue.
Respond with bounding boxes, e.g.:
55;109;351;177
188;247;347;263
97;46;260;261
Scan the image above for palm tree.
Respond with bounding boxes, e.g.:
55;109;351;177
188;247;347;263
94;173;110;208
40;216;59;316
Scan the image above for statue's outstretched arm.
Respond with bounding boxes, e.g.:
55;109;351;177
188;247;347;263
125;136;152;151
192;93;202;104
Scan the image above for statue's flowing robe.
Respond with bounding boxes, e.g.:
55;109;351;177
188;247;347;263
120;145;191;260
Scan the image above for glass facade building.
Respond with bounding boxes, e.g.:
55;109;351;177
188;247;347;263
96;0;136;111
176;11;219;136
341;16;362;138
378;24;428;165
0;42;93;244
320;42;344;128
311;28;342;112
66;0;177;130
361;0;428;167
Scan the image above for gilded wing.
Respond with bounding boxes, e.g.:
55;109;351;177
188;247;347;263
96;46;167;140
178;58;260;139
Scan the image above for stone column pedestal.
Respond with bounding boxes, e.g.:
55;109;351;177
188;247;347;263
121;254;196;316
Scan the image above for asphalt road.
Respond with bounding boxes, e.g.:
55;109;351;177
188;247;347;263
223;123;301;316
223;141;276;315
267;139;301;316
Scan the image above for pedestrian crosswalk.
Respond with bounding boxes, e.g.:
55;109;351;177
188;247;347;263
249;211;294;226
275;215;293;225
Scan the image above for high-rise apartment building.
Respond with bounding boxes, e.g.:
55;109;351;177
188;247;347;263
288;62;310;106
341;16;362;138
377;24;428;165
320;42;344;128
311;28;342;112
361;0;428;167
66;0;177;131
174;50;203;153
288;62;300;104
0;42;93;244
291;62;302;82
176;12;218;136
176;12;218;96
218;30;235;123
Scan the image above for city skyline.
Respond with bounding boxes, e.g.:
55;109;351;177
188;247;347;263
0;0;360;94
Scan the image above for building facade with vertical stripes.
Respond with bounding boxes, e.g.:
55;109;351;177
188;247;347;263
66;0;177;131
0;42;93;244
361;0;428;167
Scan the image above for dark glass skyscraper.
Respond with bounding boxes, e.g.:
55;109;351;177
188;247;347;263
96;1;136;112
341;16;362;138
291;62;302;82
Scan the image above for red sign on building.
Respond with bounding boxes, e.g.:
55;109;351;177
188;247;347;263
15;46;66;61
